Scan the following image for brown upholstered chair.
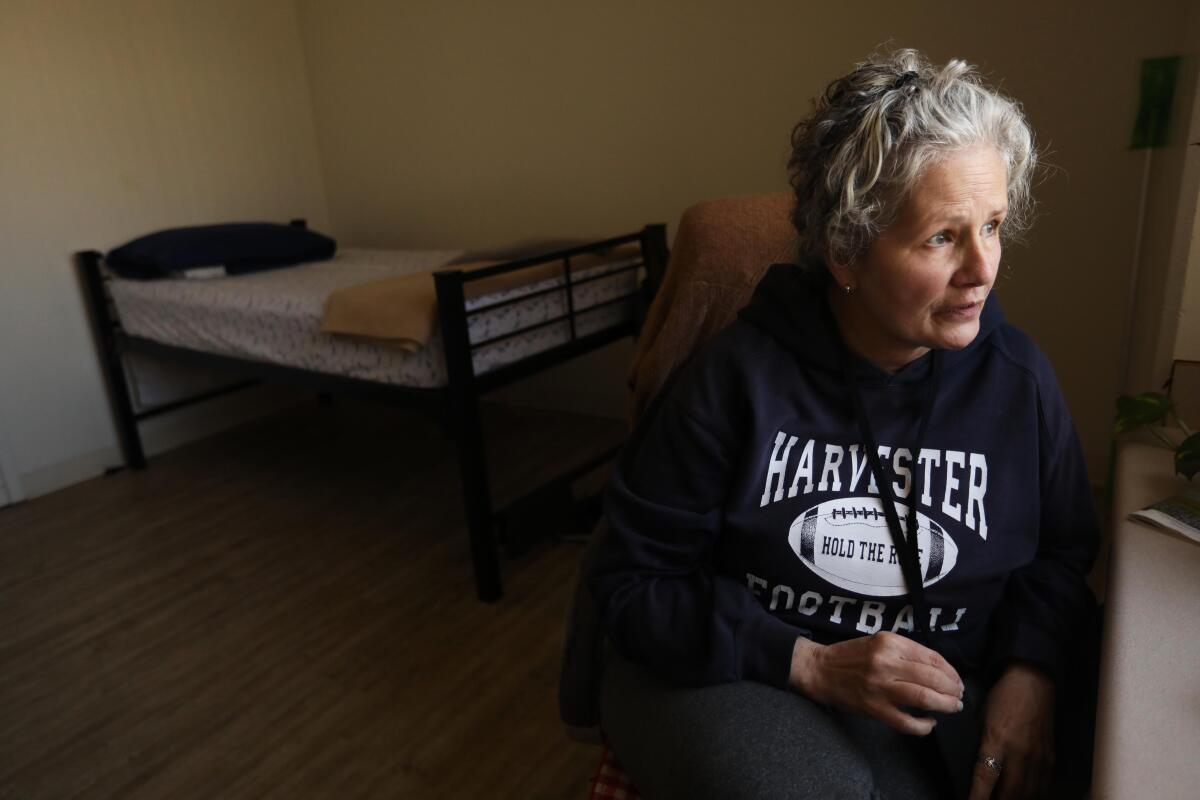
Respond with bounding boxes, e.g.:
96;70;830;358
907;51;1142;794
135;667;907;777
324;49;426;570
624;191;799;423
559;192;798;741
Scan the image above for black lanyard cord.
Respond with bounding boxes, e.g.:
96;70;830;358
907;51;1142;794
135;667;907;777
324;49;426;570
840;349;943;638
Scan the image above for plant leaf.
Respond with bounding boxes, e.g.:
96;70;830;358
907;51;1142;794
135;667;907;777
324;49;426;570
1176;433;1200;480
1114;392;1175;434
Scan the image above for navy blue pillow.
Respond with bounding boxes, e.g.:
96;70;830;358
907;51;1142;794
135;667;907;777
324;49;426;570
106;222;337;279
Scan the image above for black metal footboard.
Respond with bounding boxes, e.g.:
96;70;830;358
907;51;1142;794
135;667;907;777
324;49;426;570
433;225;667;601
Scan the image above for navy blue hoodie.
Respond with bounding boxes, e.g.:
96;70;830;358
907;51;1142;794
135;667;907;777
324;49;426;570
590;263;1099;691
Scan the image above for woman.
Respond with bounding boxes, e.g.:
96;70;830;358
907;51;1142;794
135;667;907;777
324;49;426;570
589;49;1098;800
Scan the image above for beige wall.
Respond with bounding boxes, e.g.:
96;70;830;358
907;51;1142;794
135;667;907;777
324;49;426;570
0;0;328;497
4;1;1194;497
1126;46;1200;392
1178;192;1200;363
296;0;1193;479
1170;7;1200;367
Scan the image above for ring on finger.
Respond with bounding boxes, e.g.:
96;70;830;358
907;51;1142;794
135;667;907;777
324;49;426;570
978;754;1003;775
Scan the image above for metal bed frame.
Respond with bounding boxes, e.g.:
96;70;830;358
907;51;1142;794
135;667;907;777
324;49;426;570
75;223;669;602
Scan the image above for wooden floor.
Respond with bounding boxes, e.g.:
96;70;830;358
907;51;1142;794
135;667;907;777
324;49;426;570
0;398;627;799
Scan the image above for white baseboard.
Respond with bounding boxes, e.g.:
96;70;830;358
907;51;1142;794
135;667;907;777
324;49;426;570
0;423;25;506
18;385;300;501
19;444;119;500
138;384;300;458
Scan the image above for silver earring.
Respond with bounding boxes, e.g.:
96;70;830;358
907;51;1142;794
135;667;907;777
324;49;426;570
844;284;853;294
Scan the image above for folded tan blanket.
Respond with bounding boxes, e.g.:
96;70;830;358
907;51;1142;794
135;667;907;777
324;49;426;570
627;192;798;424
321;244;640;352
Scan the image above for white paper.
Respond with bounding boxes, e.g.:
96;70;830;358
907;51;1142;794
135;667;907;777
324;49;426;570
1129;487;1200;544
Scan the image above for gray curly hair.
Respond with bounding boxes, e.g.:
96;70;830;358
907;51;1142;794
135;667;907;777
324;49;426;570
788;49;1037;273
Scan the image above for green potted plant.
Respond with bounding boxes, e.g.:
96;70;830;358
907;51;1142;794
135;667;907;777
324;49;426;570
1114;392;1200;479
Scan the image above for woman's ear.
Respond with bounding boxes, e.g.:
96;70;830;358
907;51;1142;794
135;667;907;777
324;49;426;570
825;252;856;293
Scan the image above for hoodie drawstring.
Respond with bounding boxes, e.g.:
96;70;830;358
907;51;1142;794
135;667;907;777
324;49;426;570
840;349;943;639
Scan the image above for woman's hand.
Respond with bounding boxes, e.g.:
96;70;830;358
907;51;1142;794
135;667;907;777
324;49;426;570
968;662;1055;800
788;632;965;735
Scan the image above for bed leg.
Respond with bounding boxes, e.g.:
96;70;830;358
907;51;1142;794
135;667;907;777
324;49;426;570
435;269;502;602
76;250;147;470
453;392;503;602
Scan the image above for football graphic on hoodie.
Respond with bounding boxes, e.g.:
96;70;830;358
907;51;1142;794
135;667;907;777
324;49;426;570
787;497;958;597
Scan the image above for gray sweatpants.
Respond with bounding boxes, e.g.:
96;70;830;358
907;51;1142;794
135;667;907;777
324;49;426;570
600;653;953;800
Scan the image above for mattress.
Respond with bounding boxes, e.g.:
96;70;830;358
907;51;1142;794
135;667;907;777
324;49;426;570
106;248;641;389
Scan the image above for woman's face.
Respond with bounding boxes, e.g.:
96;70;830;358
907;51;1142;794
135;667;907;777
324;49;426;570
831;146;1008;372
